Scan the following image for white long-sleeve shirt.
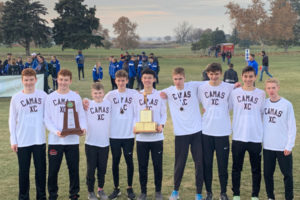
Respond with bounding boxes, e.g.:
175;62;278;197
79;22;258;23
9;90;47;147
134;89;167;142
163;81;203;136
85;99;111;147
263;98;297;151
104;89;138;139
44;90;87;145
230;87;265;143
198;81;234;136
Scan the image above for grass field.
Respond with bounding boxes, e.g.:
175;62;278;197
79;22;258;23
0;45;299;200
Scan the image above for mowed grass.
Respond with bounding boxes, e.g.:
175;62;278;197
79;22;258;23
0;45;299;200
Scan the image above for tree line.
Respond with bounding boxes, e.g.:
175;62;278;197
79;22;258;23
172;0;300;52
0;0;140;55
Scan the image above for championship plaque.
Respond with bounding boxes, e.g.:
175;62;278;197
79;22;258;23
61;101;83;136
135;92;158;133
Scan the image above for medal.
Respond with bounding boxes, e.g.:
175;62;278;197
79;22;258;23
180;107;184;111
120;109;124;114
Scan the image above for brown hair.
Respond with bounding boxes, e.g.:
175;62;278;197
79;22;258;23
115;69;128;79
265;78;280;86
22;68;36;79
172;67;185;77
58;69;72;80
91;82;104;90
206;63;222;73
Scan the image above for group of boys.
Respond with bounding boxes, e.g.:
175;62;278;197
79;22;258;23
9;61;296;200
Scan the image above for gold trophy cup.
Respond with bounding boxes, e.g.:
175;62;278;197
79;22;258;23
135;92;157;133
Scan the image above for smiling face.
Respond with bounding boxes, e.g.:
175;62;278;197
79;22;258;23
207;70;222;85
22;75;37;93
242;71;256;88
91;89;105;103
57;75;72;93
115;77;128;90
142;73;155;88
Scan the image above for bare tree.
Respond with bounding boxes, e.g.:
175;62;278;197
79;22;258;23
113;16;139;50
266;0;298;51
174;21;192;44
187;28;203;43
226;0;268;48
164;35;172;42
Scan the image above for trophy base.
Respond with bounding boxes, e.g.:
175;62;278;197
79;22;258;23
61;128;83;136
135;122;157;134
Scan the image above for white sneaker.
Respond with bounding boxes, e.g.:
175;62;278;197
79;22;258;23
251;197;259;200
233;196;240;200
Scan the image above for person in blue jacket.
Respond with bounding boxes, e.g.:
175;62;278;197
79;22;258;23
92;61;103;82
109;58;119;90
127;56;136;89
16;57;25;72
148;57;158;89
136;56;143;90
50;56;61;90
31;53;38;70
76;50;85;80
247;54;258;75
24;57;33;69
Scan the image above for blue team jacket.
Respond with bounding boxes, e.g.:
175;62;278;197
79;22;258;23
50;60;61;77
128;60;136;78
76;54;84;68
247;60;258;75
93;65;103;81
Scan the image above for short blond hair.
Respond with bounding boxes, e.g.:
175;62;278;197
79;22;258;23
265;78;280;86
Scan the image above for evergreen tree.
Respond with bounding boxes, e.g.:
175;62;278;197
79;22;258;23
52;0;103;50
0;0;51;55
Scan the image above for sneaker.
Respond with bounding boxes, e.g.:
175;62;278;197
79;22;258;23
70;194;79;200
251;198;259;200
195;194;203;200
137;193;147;200
108;188;121;200
220;193;229;200
169;190;179;200
98;190;108;200
205;192;213;200
155;191;163;200
127;188;136;200
88;192;98;200
233;196;240;200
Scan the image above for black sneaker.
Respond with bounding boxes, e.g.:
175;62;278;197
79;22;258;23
127;188;136;200
70;194;79;200
109;188;121;200
219;193;229;200
205;192;213;200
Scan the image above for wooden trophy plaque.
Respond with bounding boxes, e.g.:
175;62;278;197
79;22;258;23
61;101;83;136
135;92;157;134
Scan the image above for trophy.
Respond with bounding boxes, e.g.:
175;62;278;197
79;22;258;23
61;101;83;136
135;92;158;133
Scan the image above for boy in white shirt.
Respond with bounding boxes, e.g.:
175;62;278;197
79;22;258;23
104;70;138;200
133;68;167;200
263;78;296;200
45;69;87;200
9;68;47;200
230;66;265;200
84;82;111;200
198;63;235;200
161;67;204;200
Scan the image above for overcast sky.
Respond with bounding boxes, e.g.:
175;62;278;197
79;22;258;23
7;0;270;38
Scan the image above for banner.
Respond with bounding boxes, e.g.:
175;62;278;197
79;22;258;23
245;49;250;61
0;74;44;97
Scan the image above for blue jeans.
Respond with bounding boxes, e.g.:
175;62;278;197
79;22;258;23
260;66;272;81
